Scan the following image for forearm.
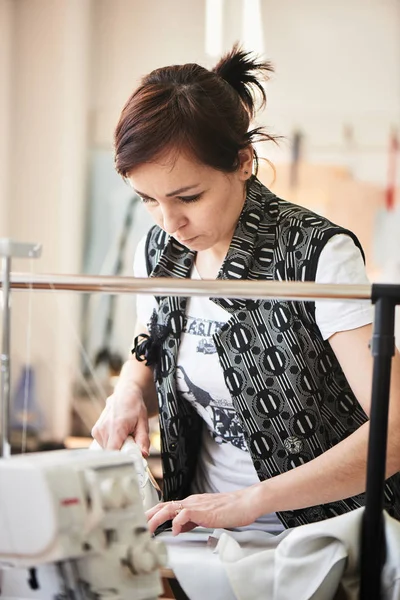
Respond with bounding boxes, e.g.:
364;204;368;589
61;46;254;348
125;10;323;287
115;355;158;417
250;419;400;517
115;321;158;416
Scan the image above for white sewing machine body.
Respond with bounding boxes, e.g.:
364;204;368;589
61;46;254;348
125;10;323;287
0;448;166;600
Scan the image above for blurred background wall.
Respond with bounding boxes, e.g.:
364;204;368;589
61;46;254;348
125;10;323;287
0;0;399;444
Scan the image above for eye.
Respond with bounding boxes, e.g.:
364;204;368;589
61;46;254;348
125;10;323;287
140;196;158;205
177;193;203;204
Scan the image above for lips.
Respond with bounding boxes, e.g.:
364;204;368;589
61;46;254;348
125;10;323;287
180;236;197;244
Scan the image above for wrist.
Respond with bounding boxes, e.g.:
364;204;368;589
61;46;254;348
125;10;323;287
111;379;144;403
245;481;272;521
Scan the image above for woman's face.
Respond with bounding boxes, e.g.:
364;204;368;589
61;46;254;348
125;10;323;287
127;149;252;254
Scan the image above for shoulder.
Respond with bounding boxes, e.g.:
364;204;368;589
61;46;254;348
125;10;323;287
316;234;369;284
254;178;359;242
260;190;365;280
275;196;344;235
268;189;364;257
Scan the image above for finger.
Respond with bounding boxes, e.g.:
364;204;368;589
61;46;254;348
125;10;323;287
145;502;168;521
171;508;195;536
91;424;106;449
172;516;197;536
134;417;150;457
91;403;113;448
106;435;124;450
147;504;178;534
91;424;100;443
106;426;126;450
106;411;133;449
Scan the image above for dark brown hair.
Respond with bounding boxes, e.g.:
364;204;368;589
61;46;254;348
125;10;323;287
114;44;276;177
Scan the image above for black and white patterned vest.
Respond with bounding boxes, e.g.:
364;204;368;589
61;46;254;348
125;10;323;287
142;176;400;528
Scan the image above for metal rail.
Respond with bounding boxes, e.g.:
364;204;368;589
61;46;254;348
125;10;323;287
4;272;372;301
0;257;11;458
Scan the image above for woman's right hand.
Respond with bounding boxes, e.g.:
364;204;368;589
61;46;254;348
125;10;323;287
91;386;150;455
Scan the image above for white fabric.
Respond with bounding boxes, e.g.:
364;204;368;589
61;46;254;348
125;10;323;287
160;509;400;600
160;528;238;600
215;507;400;600
133;234;374;531
159;508;400;600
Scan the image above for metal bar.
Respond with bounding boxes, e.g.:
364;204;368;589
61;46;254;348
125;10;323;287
0;257;11;458
360;296;396;600
1;272;373;302
0;243;41;460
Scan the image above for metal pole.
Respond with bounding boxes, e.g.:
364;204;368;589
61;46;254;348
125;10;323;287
3;272;373;302
0;240;41;459
0;256;11;457
359;295;396;600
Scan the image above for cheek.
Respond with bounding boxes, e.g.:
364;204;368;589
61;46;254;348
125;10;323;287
195;207;213;230
205;201;227;225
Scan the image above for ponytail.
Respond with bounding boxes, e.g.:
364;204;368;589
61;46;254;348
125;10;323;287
213;43;274;119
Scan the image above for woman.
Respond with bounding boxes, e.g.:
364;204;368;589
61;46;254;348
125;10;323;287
92;45;400;536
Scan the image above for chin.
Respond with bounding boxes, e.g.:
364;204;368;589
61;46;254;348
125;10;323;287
185;238;211;252
174;234;212;252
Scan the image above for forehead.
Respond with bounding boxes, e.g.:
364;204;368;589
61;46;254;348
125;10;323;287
127;150;220;196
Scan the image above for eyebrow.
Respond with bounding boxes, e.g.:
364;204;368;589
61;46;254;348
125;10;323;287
134;184;201;198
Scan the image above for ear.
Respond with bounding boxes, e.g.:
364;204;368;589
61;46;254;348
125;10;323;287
238;146;254;181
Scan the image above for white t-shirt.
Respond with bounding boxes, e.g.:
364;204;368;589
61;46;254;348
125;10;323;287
133;233;373;532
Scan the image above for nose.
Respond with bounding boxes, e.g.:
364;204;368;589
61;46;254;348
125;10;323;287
160;205;188;235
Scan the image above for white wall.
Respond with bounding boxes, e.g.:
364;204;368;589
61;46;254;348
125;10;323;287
90;0;208;147
3;0;92;441
258;0;400;183
0;0;14;237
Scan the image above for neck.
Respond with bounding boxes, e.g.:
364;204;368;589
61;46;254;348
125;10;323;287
195;244;228;279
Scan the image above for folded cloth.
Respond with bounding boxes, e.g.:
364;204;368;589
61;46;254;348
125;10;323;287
215;507;400;600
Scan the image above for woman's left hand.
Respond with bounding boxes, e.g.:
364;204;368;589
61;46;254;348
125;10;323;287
145;488;259;535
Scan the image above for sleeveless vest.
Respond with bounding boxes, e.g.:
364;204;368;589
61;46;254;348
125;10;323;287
141;176;400;528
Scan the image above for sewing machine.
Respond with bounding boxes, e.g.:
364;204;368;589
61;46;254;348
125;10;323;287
0;447;167;600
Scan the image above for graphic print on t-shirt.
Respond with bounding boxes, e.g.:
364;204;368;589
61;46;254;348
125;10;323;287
177;312;248;452
183;314;225;348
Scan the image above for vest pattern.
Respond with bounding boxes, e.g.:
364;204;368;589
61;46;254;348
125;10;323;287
144;177;400;528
